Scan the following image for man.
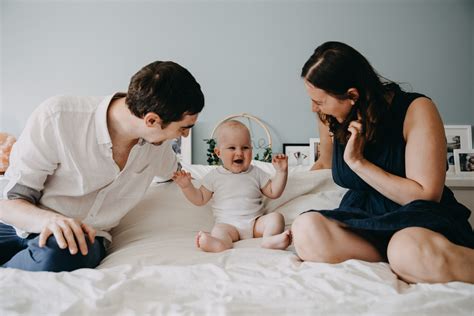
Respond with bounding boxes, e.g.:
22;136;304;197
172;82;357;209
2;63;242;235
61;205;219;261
0;61;204;272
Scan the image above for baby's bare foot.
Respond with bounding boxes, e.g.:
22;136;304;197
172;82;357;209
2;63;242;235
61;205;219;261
261;230;292;250
196;231;231;253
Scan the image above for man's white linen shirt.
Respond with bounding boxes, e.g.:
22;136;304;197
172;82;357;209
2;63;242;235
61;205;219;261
3;94;178;241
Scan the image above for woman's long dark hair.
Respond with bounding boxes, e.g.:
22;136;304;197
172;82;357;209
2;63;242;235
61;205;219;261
301;41;396;144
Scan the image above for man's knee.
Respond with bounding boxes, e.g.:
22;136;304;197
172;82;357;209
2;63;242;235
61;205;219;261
26;236;104;272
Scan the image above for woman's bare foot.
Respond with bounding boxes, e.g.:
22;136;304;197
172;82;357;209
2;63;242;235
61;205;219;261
261;230;292;250
196;231;232;252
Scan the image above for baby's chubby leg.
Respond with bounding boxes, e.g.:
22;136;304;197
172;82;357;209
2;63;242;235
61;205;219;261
254;212;292;250
196;223;239;253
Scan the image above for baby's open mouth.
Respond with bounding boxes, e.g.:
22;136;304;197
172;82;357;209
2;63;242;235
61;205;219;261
233;159;243;164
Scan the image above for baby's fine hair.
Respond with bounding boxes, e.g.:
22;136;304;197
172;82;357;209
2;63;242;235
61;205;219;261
214;120;250;145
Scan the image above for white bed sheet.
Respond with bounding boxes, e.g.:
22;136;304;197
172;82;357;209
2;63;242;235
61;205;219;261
0;169;473;315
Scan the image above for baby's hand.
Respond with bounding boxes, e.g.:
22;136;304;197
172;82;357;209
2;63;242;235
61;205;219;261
172;170;193;189
272;153;288;172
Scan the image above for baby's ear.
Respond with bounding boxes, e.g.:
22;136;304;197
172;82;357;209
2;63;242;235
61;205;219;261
214;147;221;157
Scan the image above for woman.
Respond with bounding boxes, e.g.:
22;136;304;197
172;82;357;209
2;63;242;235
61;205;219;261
292;41;474;283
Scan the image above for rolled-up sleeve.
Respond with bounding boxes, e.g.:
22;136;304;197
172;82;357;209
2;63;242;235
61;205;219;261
3;102;59;200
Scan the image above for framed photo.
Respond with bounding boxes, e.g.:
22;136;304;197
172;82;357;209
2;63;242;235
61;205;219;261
444;125;472;173
309;138;321;163
283;143;310;166
453;149;474;175
171;130;192;164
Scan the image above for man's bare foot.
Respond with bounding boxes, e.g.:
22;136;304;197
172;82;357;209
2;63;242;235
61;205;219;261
261;230;292;250
195;231;232;253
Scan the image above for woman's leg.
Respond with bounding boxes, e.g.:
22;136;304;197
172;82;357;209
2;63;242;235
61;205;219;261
291;212;383;263
254;212;291;249
387;227;474;283
196;223;239;253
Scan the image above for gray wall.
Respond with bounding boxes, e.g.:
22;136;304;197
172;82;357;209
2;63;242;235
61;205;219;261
1;0;473;164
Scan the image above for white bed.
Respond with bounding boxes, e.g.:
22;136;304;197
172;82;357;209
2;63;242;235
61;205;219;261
0;164;473;315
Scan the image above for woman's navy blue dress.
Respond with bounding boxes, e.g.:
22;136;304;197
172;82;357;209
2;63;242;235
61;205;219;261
311;86;474;255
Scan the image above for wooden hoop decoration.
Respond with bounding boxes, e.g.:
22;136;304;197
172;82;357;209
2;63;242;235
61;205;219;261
210;113;272;149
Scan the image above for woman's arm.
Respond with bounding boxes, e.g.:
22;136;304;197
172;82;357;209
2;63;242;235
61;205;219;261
311;115;333;170
346;97;446;205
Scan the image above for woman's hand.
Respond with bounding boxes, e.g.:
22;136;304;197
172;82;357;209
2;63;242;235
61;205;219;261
343;116;366;169
172;170;193;189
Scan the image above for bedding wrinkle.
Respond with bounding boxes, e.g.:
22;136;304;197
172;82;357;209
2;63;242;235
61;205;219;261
1;170;473;315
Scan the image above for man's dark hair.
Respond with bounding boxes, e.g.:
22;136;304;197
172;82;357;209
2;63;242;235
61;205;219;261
126;61;204;126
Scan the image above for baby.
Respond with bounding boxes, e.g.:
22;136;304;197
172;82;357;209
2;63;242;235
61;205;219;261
173;120;291;252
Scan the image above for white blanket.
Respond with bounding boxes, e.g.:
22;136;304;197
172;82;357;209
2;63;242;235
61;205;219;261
1;170;473;315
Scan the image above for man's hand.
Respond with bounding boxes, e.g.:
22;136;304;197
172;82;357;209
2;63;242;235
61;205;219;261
172;170;193;189
39;215;96;256
272;153;288;172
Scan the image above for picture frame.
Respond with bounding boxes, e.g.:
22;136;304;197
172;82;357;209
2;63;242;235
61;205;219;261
171;130;192;165
453;149;474;176
283;143;310;166
309;138;321;163
444;125;472;173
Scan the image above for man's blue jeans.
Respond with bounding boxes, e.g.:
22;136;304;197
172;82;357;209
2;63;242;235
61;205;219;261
0;222;106;272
